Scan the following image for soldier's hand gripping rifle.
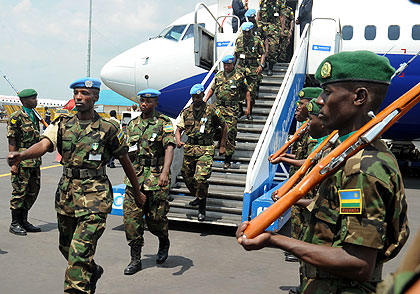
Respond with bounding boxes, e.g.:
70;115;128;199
268;120;309;161
244;81;420;239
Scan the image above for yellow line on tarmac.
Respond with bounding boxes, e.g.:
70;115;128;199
0;164;61;178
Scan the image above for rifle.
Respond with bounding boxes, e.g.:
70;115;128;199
244;81;420;239
268;120;309;161
33;108;49;128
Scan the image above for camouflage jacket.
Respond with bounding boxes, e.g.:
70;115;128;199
211;69;249;111
288;128;316;177
300;139;409;293
259;0;283;23
42;112;127;217
235;34;265;68
124;111;175;191
177;103;225;157
7;109;41;167
280;5;294;35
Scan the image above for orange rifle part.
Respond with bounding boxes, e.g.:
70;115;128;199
268;120;309;161
244;81;420;239
32;108;48;128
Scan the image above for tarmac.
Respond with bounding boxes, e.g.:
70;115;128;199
0;122;419;294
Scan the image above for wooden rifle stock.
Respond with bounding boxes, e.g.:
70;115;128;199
32;108;48;128
268;120;309;161
244;82;420;239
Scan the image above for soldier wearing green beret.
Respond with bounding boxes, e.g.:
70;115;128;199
7;88;42;236
237;51;409;294
8;78;145;294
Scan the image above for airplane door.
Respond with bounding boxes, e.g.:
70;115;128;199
307;18;341;75
194;24;214;70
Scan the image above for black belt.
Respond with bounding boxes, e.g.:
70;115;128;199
240;59;259;66
137;157;164;167
187;137;213;146
63;166;106;179
17;142;34;148
303;262;382;282
217;100;239;107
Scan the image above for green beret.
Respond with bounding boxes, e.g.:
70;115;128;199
315;50;395;85
307;98;321;115
298;87;322;100
17;88;37;98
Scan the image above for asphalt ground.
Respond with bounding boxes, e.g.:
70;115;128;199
0;122;419;294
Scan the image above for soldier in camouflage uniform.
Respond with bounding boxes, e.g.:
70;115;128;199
7;88;42;236
235;22;266;120
204;55;251;169
176;84;228;221
279;3;294;63
8;77;144;294
123;88;176;275
258;0;284;76
237;51;409;294
245;9;265;41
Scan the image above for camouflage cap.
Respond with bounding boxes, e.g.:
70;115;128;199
298;87;322;101
17;88;37;98
315;50;395;86
307;98;321;115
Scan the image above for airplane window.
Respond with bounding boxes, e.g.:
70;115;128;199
388;25;400;40
182;23;205;40
161;25;187;41
342;25;353;40
364;25;376;40
413;25;420;40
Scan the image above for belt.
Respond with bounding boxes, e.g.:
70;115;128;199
63;166;106;179
240;59;259;66
303;262;383;282
187;137;213;146
137;157;164;167
217;100;238;107
17;142;34;148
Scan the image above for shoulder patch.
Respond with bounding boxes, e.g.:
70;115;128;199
338;189;362;215
163;124;174;133
117;129;125;144
215;108;221;117
11;118;16;124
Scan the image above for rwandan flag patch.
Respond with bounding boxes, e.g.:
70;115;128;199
164;124;174;133
338;189;362;214
117;129;124;144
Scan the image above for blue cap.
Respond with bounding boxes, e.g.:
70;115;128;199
245;9;256;18
222;55;235;64
69;77;101;89
190;84;204;95
241;22;254;32
137;88;161;98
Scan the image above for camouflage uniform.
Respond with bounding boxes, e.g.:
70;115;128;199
259;0;283;67
7;109;41;211
278;5;294;62
300;139;409;294
123;110;175;247
235;32;265;113
42;112;127;293
211;68;250;157
178;103;225;201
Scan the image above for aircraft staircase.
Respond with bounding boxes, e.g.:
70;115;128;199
168;64;288;226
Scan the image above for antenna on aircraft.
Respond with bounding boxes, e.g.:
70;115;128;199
87;0;93;77
145;75;150;88
1;70;19;94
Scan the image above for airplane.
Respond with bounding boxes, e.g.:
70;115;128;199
0;94;68;108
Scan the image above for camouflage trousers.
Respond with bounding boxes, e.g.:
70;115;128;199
265;26;280;64
237;65;262;111
182;154;214;200
278;35;291;62
57;212;107;294
123;186;170;246
10;166;40;210
217;105;238;157
299;276;377;294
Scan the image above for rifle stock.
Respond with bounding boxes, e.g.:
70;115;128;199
32;108;48;128
244;82;420;239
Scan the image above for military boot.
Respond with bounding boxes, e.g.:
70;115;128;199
9;209;27;236
21;210;41;232
267;62;274;76
198;198;206;222
90;262;104;294
189;197;200;206
156;236;170;264
223;155;232;169
124;244;142;275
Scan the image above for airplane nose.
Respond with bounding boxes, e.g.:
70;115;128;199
100;50;137;99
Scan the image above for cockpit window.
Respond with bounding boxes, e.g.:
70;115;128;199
159;25;187;41
182;23;206;40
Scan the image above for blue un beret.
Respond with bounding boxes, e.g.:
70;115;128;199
137;88;161;98
190;84;205;95
245;9;257;18
241;22;254;32
69;77;101;90
222;55;235;64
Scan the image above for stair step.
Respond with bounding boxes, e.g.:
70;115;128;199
168;208;241;227
169;195;243;211
170;186;244;200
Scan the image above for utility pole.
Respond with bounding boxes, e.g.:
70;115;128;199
87;0;92;77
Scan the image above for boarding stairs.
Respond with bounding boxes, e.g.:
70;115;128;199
167;64;288;226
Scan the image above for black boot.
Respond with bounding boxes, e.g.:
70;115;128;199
90;262;104;294
198;199;206;222
156;236;170;264
267;62;274;76
21;210;41;232
223;155;232;169
9;209;27;236
189;197;200;206
124;244;142;275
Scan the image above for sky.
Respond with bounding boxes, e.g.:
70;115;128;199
0;0;216;100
